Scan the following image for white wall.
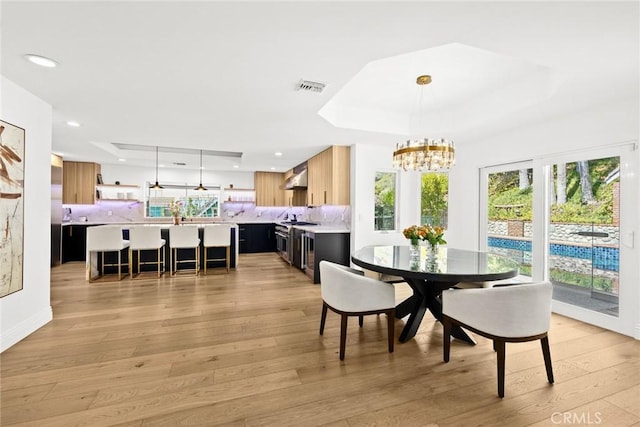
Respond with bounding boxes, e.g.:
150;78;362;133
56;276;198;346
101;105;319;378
447;98;639;250
1;77;53;352
350;143;421;254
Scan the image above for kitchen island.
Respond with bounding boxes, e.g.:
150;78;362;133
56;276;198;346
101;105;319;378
82;223;239;281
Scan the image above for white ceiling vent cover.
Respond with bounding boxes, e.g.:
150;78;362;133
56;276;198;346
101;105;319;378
295;79;326;93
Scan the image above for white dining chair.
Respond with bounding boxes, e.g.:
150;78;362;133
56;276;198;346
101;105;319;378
442;281;554;397
203;224;231;274
128;226;166;278
86;225;129;282
168;225;200;276
319;260;396;361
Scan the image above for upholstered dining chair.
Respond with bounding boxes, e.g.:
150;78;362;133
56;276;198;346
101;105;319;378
168;225;200;276
128;226;166;278
442;281;554;398
203;224;231;274
319;260;396;361
86;225;129;282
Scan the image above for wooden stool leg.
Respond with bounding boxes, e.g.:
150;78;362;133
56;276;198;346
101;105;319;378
226;246;230;272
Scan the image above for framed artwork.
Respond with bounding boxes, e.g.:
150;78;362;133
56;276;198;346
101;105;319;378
0;120;25;298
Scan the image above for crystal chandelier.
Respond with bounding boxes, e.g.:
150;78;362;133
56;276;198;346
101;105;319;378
393;138;455;171
393;75;455;171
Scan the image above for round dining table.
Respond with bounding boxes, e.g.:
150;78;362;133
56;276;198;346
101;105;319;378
351;245;520;344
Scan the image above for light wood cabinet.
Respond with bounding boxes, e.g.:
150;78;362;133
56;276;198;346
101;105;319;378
63;161;101;204
255;171;285;206
307;145;350;206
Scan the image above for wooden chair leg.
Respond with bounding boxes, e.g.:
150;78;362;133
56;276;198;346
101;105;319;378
195;247;199;276
496;340;506;398
204;247;208;275
339;314;348;360
358;315;363;327
319;302;328;335
226;246;230;272
387;309;394;353
443;316;452;363
129;249;133;278
117;250;121;280
541;336;554;384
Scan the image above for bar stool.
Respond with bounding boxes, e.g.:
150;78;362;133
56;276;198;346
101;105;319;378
86;225;129;282
168;225;200;276
203;224;231;274
128;226;166;278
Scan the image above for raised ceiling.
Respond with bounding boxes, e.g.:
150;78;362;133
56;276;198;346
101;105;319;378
1;1;638;172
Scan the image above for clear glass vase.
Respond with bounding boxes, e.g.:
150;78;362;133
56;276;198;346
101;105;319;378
426;243;439;261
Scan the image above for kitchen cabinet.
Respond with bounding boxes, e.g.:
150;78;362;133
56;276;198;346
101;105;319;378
307;146;350;206
238;223;276;253
302;231;350;284
255;172;285;206
62;224;91;262
63;161;101;204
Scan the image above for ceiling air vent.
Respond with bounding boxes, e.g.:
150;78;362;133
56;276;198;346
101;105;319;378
295;79;326;93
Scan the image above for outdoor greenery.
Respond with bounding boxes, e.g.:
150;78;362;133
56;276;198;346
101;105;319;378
488;157;619;224
374;172;396;230
421;173;448;226
550;268;614;293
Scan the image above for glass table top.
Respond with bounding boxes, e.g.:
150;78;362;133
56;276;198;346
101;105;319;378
351;245;519;282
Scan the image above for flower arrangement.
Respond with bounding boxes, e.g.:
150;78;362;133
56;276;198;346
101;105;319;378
169;200;184;218
402;225;428;245
424;224;447;247
402;224;447;247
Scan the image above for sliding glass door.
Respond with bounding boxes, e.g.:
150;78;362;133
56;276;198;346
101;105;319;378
479;161;533;281
481;144;638;335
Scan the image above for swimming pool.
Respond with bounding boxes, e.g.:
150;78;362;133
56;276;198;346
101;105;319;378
488;237;619;272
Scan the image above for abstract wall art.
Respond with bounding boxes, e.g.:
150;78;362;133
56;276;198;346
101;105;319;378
0;120;25;298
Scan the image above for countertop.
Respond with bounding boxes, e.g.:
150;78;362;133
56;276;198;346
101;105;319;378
62;220;350;233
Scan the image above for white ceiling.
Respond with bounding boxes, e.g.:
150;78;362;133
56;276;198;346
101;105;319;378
1;1;638;173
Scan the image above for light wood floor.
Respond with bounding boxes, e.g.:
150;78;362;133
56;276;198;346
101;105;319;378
1;253;638;427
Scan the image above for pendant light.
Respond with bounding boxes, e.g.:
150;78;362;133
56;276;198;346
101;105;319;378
150;146;164;189
194;150;207;191
392;75;455;172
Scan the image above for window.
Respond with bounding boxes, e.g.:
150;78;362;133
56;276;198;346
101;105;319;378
374;171;396;231
421;172;449;227
146;183;220;218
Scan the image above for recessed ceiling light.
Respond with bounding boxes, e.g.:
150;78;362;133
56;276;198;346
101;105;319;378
118;158;126;162
24;54;58;68
275;152;283;157
159;164;165;168
66;121;80;127
270;167;276;170
233;165;239;169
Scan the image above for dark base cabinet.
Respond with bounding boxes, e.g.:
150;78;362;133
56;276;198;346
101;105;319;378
62;224;91;263
238;223;276;253
304;232;350;284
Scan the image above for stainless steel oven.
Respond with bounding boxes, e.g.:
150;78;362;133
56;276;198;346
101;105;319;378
275;225;291;264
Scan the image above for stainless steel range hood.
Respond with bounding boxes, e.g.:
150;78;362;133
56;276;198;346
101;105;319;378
282;168;307;190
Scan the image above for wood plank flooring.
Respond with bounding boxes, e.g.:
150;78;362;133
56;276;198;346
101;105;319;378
1;253;638;426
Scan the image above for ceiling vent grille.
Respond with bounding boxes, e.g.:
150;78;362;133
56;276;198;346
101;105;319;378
295;79;326;93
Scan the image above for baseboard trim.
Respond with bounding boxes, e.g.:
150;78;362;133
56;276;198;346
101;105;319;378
1;306;53;353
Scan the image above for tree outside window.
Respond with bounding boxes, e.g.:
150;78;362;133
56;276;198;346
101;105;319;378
421;173;448;227
374;172;396;231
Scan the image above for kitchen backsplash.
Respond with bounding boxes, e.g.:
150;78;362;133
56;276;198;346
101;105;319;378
62;201;350;228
